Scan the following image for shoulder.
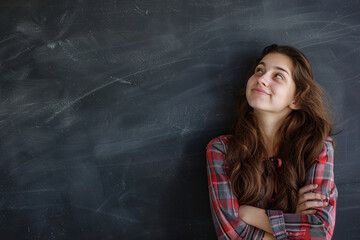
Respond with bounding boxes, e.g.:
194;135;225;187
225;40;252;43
206;134;232;155
317;136;334;165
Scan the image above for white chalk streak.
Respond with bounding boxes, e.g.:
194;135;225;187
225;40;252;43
45;57;193;123
72;204;140;222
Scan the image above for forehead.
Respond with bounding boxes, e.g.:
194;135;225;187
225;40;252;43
260;53;294;72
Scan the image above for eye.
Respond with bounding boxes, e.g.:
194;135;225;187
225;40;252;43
275;73;284;80
255;67;263;74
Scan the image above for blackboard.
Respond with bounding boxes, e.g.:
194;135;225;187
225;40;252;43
1;0;359;239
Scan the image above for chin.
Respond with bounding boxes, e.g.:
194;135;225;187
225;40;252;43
247;100;268;110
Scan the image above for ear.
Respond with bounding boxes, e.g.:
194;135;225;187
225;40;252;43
289;100;300;110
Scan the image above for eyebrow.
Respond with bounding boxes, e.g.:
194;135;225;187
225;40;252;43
258;62;290;76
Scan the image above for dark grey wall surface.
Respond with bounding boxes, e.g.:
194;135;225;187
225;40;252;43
0;0;359;239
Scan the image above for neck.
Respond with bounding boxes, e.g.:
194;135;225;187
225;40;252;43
254;109;290;157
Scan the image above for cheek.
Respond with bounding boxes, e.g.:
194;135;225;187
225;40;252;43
246;76;256;89
274;84;295;102
283;84;296;101
245;78;253;97
245;76;256;102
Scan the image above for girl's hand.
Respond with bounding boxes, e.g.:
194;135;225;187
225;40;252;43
295;184;328;214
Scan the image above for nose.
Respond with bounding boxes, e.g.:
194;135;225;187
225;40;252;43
257;74;269;86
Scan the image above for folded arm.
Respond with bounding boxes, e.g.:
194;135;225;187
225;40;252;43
266;139;337;239
206;136;265;240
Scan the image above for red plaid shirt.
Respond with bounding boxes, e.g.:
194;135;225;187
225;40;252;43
206;135;337;240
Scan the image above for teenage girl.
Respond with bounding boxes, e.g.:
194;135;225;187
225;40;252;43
206;44;337;240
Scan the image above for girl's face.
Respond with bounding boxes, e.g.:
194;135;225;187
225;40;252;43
246;52;298;116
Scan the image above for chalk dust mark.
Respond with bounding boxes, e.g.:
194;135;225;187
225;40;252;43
5;46;33;62
339;205;360;211
47;42;57;49
342;72;360;83
337;113;360;127
320;24;360;37
0;34;17;44
293;20;360;47
134;4;147;15
318;11;360;34
0;189;56;194
1;204;63;210
118;191;129;201
298;35;345;49
55;10;77;40
324;46;360;64
45;57;193;123
96;195;112;212
37;37;163;64
72;204;140;222
59;11;69;24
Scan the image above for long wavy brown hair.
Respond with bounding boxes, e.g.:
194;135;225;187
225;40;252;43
226;44;334;213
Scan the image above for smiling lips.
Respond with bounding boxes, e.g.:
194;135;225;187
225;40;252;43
252;88;270;95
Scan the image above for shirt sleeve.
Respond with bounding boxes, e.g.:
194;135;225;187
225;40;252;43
266;138;338;240
206;135;265;240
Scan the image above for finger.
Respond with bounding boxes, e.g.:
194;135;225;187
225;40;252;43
301;209;317;215
298;184;318;196
304;193;326;201
296;200;327;213
297;192;325;206
301;200;328;210
297;192;327;205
